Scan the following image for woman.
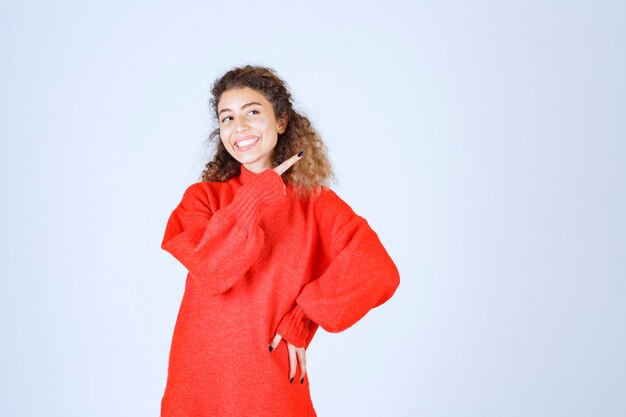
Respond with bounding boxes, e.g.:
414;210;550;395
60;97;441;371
160;65;400;416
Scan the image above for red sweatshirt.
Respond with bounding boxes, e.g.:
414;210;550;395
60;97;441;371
160;163;400;417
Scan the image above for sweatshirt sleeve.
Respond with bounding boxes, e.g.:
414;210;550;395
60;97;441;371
276;188;400;347
161;169;285;294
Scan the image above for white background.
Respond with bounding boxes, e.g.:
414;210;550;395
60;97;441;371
1;1;624;416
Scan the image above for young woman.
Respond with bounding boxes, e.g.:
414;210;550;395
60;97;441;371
160;65;400;416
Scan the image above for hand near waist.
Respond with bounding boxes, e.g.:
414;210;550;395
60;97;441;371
269;333;307;384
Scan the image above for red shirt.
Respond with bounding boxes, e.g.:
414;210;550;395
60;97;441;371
160;163;400;416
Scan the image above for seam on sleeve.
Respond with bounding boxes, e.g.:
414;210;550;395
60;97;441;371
331;215;363;254
182;182;213;215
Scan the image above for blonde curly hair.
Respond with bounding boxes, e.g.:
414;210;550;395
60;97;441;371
201;65;334;198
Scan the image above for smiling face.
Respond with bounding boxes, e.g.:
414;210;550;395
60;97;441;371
217;87;287;173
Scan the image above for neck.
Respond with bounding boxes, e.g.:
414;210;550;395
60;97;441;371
242;161;271;174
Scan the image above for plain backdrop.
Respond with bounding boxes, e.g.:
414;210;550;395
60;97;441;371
1;1;624;416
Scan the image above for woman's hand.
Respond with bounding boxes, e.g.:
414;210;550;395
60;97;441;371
273;151;304;176
269;333;307;384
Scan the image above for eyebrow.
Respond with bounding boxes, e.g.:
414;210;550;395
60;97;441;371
218;102;262;116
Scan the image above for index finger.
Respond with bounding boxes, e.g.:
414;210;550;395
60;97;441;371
273;151;304;176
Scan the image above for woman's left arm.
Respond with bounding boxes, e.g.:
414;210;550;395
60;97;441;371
275;188;401;347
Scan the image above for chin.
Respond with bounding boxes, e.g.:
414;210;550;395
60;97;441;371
238;156;257;164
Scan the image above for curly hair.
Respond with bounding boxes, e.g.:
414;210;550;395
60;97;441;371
200;65;334;198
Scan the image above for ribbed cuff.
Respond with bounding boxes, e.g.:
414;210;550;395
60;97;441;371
231;169;285;219
276;304;310;348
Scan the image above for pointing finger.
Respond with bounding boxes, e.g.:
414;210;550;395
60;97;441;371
274;151;304;176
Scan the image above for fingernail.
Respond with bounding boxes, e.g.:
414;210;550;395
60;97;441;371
290;377;294;384
297;151;304;157
300;377;304;384
269;345;274;353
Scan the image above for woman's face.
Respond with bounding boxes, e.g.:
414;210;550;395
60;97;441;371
217;87;287;173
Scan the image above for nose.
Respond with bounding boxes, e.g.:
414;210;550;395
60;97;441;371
234;117;249;132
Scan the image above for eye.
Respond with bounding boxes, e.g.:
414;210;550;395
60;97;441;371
221;116;232;123
248;109;259;116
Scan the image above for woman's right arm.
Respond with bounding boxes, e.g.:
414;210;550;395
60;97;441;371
161;152;304;295
161;169;285;294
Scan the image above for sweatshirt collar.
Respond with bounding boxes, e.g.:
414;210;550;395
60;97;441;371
238;163;264;185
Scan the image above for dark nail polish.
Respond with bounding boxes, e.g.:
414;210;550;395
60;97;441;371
297;151;304;157
300;377;304;384
290;377;294;384
269;345;274;353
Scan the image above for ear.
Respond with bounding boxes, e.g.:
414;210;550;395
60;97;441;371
277;113;288;134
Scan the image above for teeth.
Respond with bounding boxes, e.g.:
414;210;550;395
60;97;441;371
236;138;258;148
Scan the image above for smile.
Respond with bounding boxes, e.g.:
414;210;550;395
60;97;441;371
235;136;260;150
